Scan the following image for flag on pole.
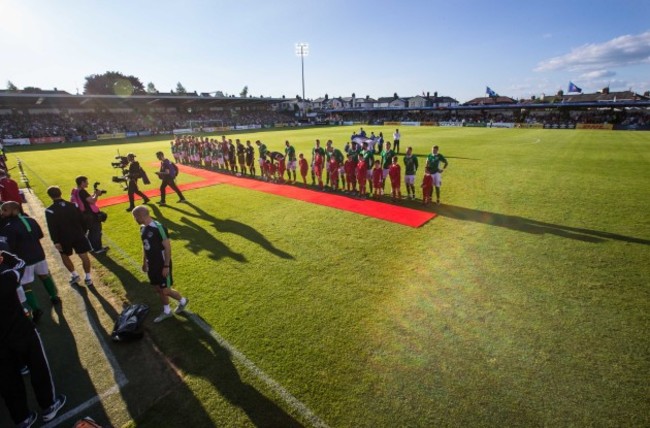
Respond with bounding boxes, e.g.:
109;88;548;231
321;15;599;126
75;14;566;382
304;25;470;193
568;82;582;93
486;86;497;97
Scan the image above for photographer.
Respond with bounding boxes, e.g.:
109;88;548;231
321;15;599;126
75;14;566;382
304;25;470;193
125;153;150;212
72;176;109;254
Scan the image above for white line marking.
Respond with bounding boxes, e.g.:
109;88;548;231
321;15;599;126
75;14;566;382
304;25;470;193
42;384;123;428
103;235;330;426
189;313;330;428
532;138;541;144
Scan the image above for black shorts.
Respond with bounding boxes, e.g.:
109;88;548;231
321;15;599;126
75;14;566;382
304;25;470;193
147;263;173;288
59;235;91;256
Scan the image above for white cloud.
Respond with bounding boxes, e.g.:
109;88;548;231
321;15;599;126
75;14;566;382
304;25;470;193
542;33;553;39
579;70;617;79
535;30;650;72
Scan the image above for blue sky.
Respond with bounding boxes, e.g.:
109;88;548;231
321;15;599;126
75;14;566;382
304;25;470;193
1;0;649;102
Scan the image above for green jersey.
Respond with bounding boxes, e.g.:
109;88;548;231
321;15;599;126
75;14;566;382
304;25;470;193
381;149;395;169
258;144;268;158
348;148;360;163
426;153;448;172
285;145;296;161
362;149;374;166
403;154;419;175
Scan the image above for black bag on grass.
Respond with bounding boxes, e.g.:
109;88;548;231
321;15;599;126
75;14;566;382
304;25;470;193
111;303;150;342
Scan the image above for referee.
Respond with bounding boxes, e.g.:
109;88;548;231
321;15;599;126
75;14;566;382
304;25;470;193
0;252;66;426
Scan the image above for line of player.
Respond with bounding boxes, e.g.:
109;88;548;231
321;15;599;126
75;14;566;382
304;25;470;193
169;134;448;205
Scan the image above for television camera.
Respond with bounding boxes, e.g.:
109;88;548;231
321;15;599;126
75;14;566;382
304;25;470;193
111;154;129;190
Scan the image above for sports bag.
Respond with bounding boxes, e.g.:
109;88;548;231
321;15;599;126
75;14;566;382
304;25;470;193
111;303;150;342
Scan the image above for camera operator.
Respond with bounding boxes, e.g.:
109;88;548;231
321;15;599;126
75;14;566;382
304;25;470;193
125;153;150;212
72;176;109;254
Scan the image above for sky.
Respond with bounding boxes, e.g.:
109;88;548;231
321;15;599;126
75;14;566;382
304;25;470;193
1;0;649;103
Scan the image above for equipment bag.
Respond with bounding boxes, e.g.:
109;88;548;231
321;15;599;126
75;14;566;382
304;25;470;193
111;303;150;342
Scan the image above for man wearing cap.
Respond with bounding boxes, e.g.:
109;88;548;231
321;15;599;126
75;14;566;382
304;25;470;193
126;153;150;212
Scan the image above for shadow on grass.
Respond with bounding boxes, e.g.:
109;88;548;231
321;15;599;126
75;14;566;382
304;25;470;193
147;203;247;263
430;204;650;245
92;255;302;427
161;201;294;260
0;287;111;427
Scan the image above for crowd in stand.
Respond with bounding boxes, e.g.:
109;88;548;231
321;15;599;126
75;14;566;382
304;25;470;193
0;110;294;140
329;108;650;126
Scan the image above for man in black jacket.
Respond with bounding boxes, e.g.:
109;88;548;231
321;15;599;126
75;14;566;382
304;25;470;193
126;153;150;212
0;252;66;426
45;186;94;286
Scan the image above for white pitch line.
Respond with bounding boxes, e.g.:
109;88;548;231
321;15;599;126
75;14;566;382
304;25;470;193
41;384;123;428
189;313;330;428
102;236;330;427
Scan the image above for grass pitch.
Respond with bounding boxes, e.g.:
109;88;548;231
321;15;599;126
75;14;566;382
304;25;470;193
6;126;650;427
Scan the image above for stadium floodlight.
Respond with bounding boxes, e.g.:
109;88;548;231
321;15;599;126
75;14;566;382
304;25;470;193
295;43;309;107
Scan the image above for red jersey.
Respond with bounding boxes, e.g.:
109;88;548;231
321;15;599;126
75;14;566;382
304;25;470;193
388;163;401;186
422;174;433;191
372;166;383;187
329;158;339;175
356;160;368;184
344;159;355;177
314;153;324;169
299;158;309;176
0;177;21;204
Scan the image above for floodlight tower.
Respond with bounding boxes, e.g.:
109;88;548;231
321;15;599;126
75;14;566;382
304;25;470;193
295;42;309;104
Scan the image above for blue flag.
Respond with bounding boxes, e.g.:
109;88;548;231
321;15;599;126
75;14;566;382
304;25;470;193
486;86;497;97
568;82;582;93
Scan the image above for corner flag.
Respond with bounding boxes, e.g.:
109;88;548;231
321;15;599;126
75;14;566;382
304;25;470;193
486;86;497;97
568;82;582;93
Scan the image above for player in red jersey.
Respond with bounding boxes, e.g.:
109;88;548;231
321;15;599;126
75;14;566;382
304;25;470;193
371;160;383;199
313;151;324;190
328;156;340;190
421;167;434;205
344;153;356;193
388;156;402;201
298;153;309;185
356;156;368;197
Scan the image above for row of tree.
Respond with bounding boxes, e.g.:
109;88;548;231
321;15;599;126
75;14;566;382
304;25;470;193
5;72;250;97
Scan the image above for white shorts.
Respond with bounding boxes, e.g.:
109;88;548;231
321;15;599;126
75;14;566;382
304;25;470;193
367;170;373;180
21;260;49;285
217;155;225;166
382;169;390;179
287;160;297;171
258;158;265;167
405;175;415;185
433;172;442;187
338;166;345;175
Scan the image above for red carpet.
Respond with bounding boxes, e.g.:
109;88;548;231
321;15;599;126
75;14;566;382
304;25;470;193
98;164;436;228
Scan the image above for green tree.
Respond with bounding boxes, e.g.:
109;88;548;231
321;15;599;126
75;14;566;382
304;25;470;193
240;85;248;98
176;82;187;94
84;71;145;95
146;82;158;94
6;81;18;91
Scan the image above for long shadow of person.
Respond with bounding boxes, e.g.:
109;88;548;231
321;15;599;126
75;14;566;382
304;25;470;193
162;201;294;260
148;203;247;263
150;312;305;428
92;249;303;427
431;204;650;245
0;284;111;427
89;254;217;427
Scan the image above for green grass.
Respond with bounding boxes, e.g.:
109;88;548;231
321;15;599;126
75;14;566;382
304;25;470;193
7;126;650;427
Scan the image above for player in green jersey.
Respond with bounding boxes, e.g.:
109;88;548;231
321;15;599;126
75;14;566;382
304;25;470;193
403;146;419;200
425;145;448;204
